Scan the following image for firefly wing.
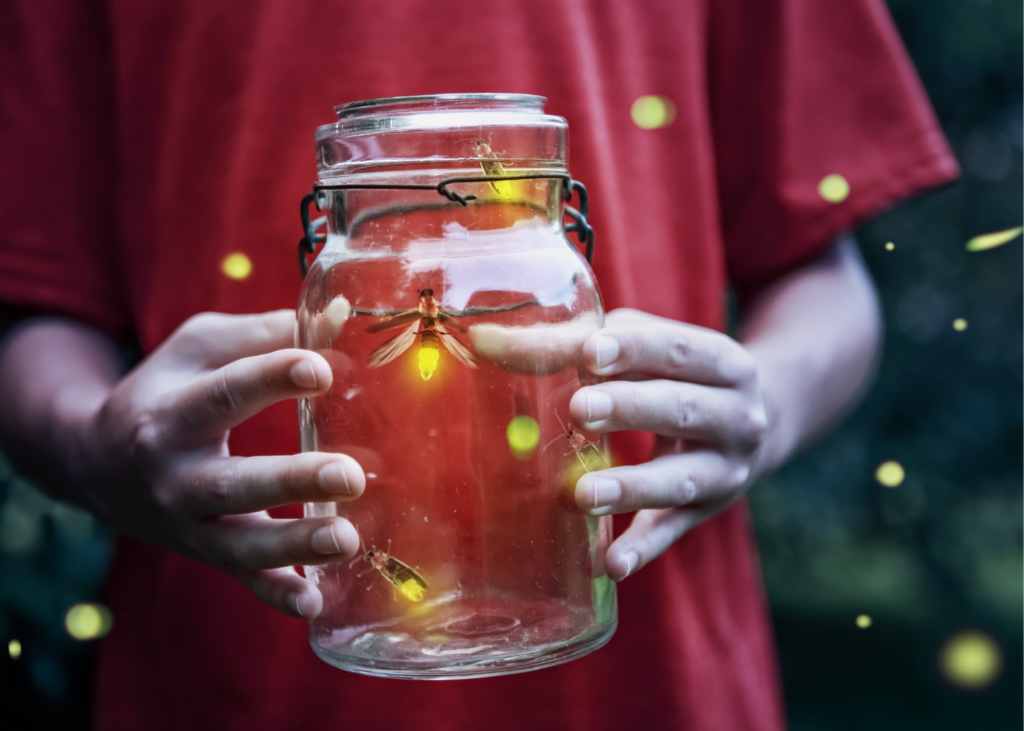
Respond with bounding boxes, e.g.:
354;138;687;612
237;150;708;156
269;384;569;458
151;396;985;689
366;309;421;333
578;442;610;472
437;326;478;369
367;321;419;367
435;312;466;332
387;557;428;590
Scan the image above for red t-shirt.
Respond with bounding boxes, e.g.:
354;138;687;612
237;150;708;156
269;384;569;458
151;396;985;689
0;1;957;729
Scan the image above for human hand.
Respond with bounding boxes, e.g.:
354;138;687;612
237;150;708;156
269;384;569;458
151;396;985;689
75;311;364;619
568;308;768;581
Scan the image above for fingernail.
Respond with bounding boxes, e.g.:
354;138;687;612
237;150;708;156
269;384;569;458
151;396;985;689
318;461;351;496
312;525;342;555
621;551;639;580
584;389;614;423
290;361;318;389
586;475;621;515
287;591;305;617
595;335;620;370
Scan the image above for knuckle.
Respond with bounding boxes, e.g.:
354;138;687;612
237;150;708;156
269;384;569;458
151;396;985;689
730;463;753;490
665;331;692;371
130;412;165;464
203;464;240;508
677;473;698;504
737;404;769;449
724;347;757;384
669;389;699;432
180;311;223;336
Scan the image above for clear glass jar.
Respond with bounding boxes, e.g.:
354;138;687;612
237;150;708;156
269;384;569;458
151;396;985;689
296;94;615;679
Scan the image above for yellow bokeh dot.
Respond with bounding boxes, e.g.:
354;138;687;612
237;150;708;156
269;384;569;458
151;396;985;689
874;460;905;488
221;253;253;280
8;639;21;659
940;630;1002;689
885;242;895;251
856;614;873;629
631;96;677;130
507;416;540;459
65;603;113;641
953;318;968;331
818;174;850;203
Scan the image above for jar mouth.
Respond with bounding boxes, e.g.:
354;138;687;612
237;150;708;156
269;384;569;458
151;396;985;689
334;94;547;119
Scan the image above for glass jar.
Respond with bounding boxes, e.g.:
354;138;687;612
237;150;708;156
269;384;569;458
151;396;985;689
296;94;615;679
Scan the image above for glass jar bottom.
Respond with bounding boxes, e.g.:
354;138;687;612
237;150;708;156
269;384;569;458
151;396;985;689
310;595;617;679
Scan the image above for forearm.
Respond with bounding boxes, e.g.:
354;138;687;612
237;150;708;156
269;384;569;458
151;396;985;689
739;236;882;478
0;317;121;501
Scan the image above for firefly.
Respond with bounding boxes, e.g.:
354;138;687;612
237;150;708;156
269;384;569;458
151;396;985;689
356;540;429;603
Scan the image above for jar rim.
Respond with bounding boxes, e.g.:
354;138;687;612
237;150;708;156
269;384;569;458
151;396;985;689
334;93;547;117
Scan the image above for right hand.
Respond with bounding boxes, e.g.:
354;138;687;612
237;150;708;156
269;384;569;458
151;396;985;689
75;310;364;619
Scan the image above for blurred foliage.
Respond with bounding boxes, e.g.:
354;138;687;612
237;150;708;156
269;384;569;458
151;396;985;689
750;0;1023;728
0;0;1020;728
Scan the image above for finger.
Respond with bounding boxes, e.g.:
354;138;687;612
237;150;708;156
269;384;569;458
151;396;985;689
239;566;324;619
468;316;600;375
165;310;297;369
569;381;767;447
164;349;332;444
582;320;755;386
603;507;713;581
176;452;366;515
199;514;360;572
574;451;746;516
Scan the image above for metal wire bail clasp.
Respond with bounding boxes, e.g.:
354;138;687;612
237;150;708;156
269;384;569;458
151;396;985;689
297;175;595;277
298;189;328;279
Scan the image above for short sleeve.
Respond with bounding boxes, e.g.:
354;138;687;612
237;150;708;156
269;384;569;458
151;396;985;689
707;0;960;291
0;0;129;335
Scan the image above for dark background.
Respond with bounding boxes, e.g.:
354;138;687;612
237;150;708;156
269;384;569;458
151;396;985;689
1;0;1020;728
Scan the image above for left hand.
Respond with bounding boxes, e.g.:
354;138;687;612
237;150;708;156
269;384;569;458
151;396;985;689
569;308;769;581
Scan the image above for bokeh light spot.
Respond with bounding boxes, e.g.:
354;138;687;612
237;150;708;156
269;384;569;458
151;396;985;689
507;416;540;460
874;460;905;488
856;614;873;629
940;630;1002;689
65;603;113;641
8;639;21;659
965;226;1022;252
631;96;677;129
818;174;850;203
952;318;968;331
885;242;895;251
221;253;253;280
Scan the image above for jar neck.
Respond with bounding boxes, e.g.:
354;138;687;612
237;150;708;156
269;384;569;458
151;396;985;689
316;94;567;178
325;173;565;251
